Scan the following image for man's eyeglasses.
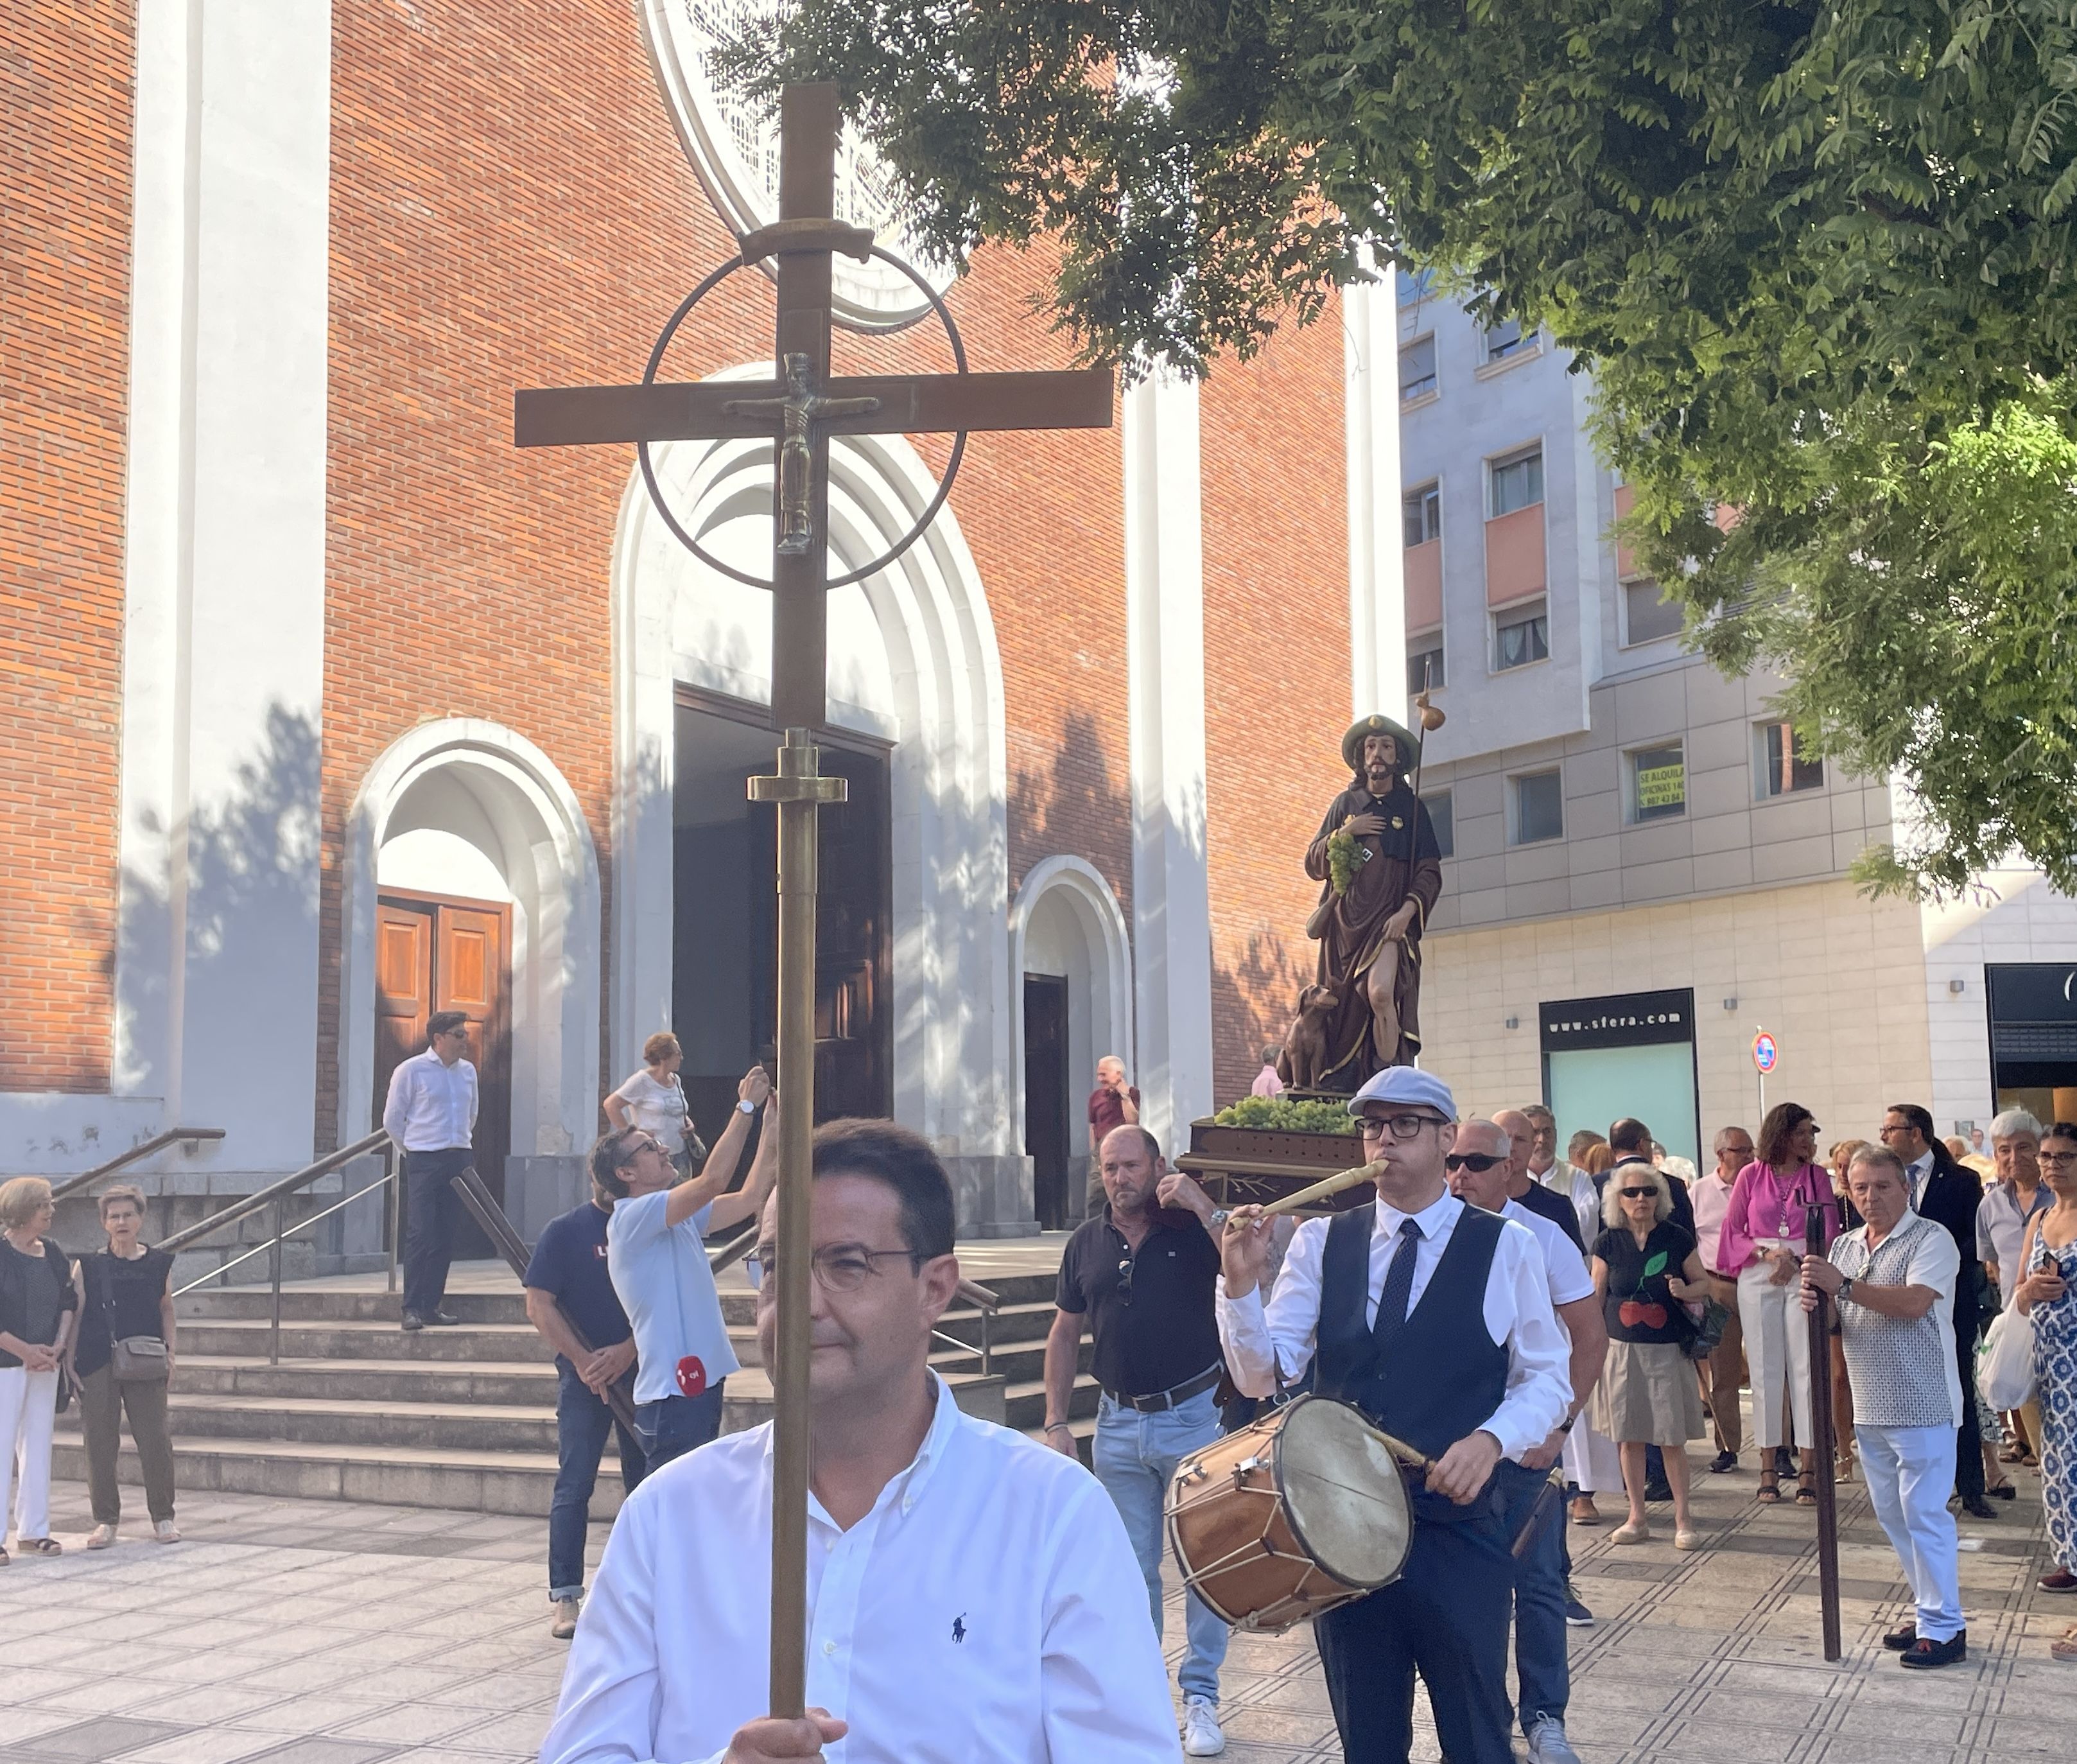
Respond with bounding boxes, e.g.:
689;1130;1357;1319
1617;1185;1658;1200
1358;1112;1448;1142
746;1242;923;1293
618;1133;667;1158
1445;1152;1506;1173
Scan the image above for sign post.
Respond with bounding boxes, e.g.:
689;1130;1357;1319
1751;1027;1778;1118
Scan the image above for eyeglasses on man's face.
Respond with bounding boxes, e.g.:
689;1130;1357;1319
747;1241;922;1294
1444;1152;1506;1173
1358;1111;1448;1142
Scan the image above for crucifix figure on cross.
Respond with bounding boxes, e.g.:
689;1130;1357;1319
514;82;1113;1724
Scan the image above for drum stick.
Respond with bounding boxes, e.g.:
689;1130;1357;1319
1210;1158;1386;1228
1359;1422;1438;1479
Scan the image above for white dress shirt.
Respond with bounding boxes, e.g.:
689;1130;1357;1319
540;1375;1179;1764
1536;1160;1599;1256
381;1049;478;1151
1215;1190;1572;1461
1906;1149;1936;1209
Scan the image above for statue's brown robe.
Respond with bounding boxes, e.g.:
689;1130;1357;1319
1303;782;1444;1085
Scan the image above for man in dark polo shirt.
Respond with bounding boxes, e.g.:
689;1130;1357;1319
1044;1124;1229;1758
523;1185;647;1640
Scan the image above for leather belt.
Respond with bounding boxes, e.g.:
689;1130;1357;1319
1104;1365;1223;1413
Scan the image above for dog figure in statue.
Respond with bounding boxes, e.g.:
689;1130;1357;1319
1276;985;1340;1092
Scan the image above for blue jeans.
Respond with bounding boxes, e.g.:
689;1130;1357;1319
1498;1460;1568;1732
1091;1387;1229;1704
551;1365;647;1600
634;1384;727;1471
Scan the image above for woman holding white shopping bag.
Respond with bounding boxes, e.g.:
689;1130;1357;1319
2014;1121;2077;1657
1721;1104;1838;1506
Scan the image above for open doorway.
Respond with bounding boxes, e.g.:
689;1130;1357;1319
372;889;511;1254
672;690;892;1144
1023;974;1072;1228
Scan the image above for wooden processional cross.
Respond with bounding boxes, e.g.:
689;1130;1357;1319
515;84;1113;1718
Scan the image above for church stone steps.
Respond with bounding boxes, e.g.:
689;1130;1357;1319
174;1316;554;1363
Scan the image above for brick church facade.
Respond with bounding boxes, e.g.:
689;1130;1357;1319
4;1;1408;1237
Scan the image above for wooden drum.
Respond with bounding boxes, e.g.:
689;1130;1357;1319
1165;1395;1412;1634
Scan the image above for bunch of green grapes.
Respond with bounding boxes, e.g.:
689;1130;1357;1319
1212;1096;1360;1135
1326;827;1362;896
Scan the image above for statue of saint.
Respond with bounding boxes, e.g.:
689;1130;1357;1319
1299;713;1444;1088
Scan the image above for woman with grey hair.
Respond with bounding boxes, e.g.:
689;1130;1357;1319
1592;1164;1712;1548
69;1183;180;1547
0;1176;78;1564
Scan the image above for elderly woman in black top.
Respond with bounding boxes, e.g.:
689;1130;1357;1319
67;1183;180;1547
1592;1164;1711;1551
0;1176;79;1565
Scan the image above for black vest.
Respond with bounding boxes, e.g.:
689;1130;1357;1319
1316;1200;1509;1519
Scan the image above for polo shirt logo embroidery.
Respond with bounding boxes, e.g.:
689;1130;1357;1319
676;1355;707;1397
951;1614;967;1643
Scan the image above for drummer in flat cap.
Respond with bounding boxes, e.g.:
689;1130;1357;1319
1217;1067;1572;1764
1303;715;1444;1090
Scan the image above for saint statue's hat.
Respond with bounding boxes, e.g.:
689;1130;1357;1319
1341;712;1420;780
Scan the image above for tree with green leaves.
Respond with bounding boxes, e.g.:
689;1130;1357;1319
727;0;2077;895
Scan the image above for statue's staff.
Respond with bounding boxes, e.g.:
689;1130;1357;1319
1409;660;1445;803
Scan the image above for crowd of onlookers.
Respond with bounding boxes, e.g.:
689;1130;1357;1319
0;1177;182;1566
1533;1101;2077;1667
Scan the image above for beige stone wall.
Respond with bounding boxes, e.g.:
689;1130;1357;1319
1420;877;1934;1144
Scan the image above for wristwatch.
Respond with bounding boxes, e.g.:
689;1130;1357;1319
1837;1275;1855;1305
737;1097;758;1115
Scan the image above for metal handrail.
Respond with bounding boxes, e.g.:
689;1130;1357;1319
933;1279;1002;1378
49;1127;227;1202
707;1221;758;1277
158;1130;393;1255
164;1135;399;1367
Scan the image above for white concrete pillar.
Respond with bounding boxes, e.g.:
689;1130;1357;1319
1343;261;1407;718
1125;371;1216;1150
111;0;332;1176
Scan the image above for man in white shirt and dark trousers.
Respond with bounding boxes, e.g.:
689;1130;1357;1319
602;1065;774;1469
1043;1124;1230;1758
1217;1067;1572;1764
1802;1143;1969;1668
1447;1121;1607;1764
542;1118;1179;1763
381;1010;479;1332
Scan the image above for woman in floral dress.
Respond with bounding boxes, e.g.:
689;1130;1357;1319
2017;1121;2077;1661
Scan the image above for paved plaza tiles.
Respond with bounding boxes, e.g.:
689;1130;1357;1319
6;1457;2077;1764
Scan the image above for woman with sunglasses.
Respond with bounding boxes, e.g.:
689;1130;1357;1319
1591;1166;1711;1548
1720;1103;1838;1505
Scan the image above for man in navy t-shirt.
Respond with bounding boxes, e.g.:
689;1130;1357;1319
524;1191;644;1641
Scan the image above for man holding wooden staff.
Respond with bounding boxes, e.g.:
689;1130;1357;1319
1217;1067;1571;1764
1802;1143;1970;1668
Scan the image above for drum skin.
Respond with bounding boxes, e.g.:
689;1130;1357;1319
1165;1395;1412;1633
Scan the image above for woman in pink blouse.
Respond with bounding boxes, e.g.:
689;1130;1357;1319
1721;1103;1839;1504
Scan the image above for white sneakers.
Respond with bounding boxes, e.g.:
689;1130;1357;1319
1181;1695;1225;1757
1527;1715;1584;1764
87;1524;117;1550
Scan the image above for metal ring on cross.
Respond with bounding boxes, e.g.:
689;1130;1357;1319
635;245;969;591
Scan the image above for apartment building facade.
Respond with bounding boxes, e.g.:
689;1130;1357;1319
1393;272;2077;1157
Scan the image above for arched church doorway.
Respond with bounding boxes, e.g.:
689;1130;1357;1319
1011;857;1134;1228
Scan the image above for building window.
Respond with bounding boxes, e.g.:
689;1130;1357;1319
1402;482;1441;548
1493;598;1549;670
1399;334;1437;403
1482;317;1533;363
1756;721;1825;796
1512;771;1563;845
1423;790;1454;859
1489;447;1544;517
1622;577;1683;646
1407;632;1445;694
1628;742;1687;822
1396;264;1434;308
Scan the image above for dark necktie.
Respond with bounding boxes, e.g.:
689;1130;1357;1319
1371;1217;1424;1350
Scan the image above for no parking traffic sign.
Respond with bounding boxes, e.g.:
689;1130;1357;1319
1751;1031;1779;1074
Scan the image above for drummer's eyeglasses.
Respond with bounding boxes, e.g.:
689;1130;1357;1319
1445;1152;1506;1173
1359;1111;1448;1142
